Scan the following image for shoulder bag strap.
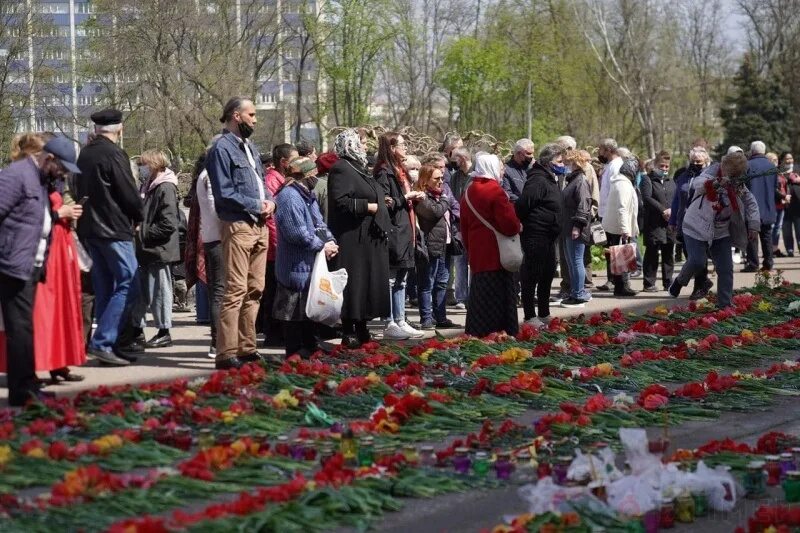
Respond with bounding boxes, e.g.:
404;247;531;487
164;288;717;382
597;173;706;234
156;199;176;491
464;185;499;234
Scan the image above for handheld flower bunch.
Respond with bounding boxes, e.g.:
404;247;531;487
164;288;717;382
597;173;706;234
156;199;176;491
702;167;778;214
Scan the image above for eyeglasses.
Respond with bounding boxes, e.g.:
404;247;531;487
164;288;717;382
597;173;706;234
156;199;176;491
396;142;407;147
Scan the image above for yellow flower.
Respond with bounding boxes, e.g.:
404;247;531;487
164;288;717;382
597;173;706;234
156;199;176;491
273;389;299;409
365;372;381;384
221;411;238;424
375;418;400;433
26;447;46;459
230;439;247;455
500;347;530;364
305;480;317;491
594;362;614;377
764;526;777;533
92;434;124;454
418;349;434;362
741;329;756;341
184;390;197;399
653;305;669;316
757;301;773;312
0;445;12;466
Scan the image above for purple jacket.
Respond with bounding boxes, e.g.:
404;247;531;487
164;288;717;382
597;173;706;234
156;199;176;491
0;157;50;281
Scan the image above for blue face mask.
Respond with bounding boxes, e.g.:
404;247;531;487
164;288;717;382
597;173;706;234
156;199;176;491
139;165;152;181
654;169;667;178
551;163;567;176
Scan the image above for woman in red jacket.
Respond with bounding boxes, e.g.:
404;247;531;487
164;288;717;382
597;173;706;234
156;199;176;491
460;152;522;337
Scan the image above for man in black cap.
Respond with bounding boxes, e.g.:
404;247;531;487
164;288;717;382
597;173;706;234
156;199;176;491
75;108;144;366
0;136;84;405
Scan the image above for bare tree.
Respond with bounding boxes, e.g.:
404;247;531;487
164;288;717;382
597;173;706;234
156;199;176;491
572;0;677;156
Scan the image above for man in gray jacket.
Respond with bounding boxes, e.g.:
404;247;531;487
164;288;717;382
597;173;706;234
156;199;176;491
502;139;534;203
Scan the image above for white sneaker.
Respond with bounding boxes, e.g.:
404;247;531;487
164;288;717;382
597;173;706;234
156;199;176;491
397;321;425;338
454;302;466;310
524;317;546;329
383;322;411;340
207;346;216;359
732;249;742;264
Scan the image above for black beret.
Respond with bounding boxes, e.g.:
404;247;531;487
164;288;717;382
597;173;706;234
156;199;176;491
90;108;123;126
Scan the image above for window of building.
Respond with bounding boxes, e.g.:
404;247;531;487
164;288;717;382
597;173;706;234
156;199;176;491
77;95;96;106
76;2;95;15
38;3;69;14
259;92;277;104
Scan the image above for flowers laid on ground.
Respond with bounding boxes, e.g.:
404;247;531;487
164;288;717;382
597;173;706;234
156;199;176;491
1;284;800;531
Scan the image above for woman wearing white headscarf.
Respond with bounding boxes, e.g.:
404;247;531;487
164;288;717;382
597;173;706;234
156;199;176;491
460;152;521;337
327;129;391;348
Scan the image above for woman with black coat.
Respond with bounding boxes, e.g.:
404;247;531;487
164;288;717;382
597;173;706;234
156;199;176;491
640;152;676;292
414;164;457;330
559;150;593;308
327;129;391;348
131;150;181;349
375;133;425;340
515;143;565;327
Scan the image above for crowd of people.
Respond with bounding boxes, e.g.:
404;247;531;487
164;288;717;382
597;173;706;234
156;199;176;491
0;95;790;406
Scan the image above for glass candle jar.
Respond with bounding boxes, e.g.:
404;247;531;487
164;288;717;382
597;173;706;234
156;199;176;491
473;451;490;477
782;471;800;503
198;428;214;449
453;447;471;474
303;441;317;461
319;447;334;467
659;498;675;529
692;491;708;517
340;428;358;465
780;453;796;478
420;445;436;468
216;432;234;447
765;455;782;486
675;493;695;523
494;451;515;480
403;444;419;464
275;435;290;456
290;438;306;461
553;456;572;485
792;447;800;468
174;427;193;451
745;461;766;498
642;508;659;533
358;437;374;467
537;461;552;479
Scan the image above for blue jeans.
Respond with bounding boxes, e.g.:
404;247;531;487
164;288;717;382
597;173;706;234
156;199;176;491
131;262;173;330
772;210;785;248
454;254;469;304
678;235;734;307
563;236;591;301
389;268;410;323
418;255;450;323
87;239;139;351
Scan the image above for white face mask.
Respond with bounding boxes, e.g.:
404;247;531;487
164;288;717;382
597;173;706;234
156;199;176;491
408;169;419;182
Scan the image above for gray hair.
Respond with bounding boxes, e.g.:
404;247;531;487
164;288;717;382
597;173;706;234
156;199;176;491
96;123;123;134
452;147;471;162
617;147;632;159
537;142;565;167
441;133;462;154
422;153;447;165
599;138;618;152
403;154;420;170
513;138;534;154
556;135;577;151
750;140;766;155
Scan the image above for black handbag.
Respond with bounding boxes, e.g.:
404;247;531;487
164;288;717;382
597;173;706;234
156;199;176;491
446;220;465;256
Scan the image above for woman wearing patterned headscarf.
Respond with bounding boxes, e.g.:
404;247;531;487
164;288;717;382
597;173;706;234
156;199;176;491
327;129;391;348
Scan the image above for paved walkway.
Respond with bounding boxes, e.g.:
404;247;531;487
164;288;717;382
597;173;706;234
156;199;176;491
2;254;799;404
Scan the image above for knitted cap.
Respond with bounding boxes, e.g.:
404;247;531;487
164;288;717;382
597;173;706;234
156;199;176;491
288;157;318;178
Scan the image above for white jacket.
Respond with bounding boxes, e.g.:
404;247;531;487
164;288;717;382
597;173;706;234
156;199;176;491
196;169;222;243
598;156;623;219
602;174;639;237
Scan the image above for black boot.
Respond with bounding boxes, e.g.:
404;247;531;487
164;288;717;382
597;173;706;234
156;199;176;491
145;328;172;348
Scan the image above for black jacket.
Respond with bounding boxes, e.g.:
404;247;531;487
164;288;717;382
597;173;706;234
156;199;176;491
137;179;181;265
75;136;143;241
640;171;676;244
516;162;563;245
377;165;415;269
415;191;452;259
561;170;592;243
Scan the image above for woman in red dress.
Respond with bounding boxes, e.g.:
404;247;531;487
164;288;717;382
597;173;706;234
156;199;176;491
0;134;86;384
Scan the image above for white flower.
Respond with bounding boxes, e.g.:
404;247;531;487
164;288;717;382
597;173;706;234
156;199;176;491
187;377;207;390
787;300;800;313
612;392;634;406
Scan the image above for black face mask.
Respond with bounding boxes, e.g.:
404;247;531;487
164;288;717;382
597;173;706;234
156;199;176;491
306;175;319;190
598;154;609;164
238;121;254;139
522;156;533;167
688;164;702;174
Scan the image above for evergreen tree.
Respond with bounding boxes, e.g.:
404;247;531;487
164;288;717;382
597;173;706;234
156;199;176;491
719;54;791;155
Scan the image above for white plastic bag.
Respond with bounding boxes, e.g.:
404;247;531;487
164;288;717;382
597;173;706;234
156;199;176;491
518;477;586;514
695;461;738;512
607;473;660;515
305;251;348;327
567;448;622;484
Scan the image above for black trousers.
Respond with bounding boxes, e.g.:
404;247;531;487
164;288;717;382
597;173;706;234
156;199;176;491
0;269;40;403
258;260;283;344
203;241;225;346
521;239;556;320
746;223;774;270
282;320;317;357
342;319;369;342
80;270;94;345
643;241;675;289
